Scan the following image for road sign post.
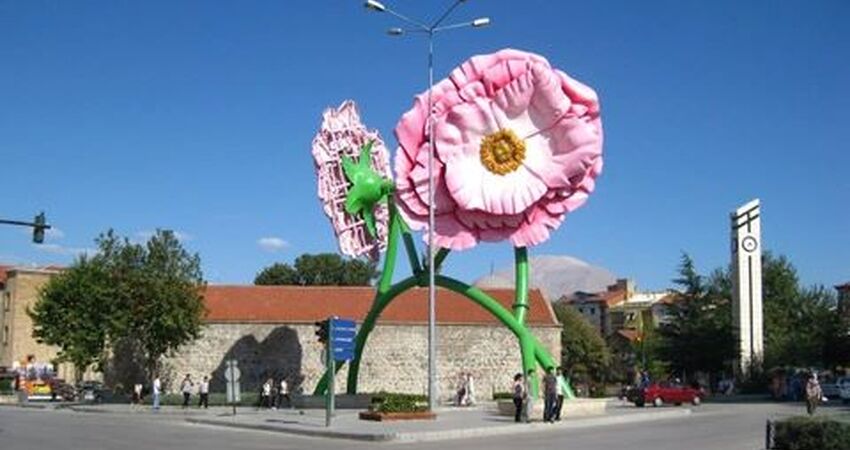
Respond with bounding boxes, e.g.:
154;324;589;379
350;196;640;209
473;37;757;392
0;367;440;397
325;317;356;427
224;359;241;416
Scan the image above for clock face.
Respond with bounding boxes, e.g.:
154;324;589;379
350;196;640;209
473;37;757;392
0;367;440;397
741;236;758;253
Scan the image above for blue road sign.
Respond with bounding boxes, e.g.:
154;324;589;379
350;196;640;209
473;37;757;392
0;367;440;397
330;318;356;361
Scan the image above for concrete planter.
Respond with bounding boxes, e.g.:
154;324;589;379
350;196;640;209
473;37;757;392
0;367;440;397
359;411;437;421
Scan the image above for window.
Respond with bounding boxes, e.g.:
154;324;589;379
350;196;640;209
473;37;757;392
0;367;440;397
578;307;584;313
3;292;9;312
590;307;596;315
3;325;8;345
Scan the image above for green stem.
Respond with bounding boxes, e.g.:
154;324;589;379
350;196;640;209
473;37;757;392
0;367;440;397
433;248;450;272
401;231;422;276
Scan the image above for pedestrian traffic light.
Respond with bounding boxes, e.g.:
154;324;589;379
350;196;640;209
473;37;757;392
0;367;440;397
32;212;47;244
314;319;329;344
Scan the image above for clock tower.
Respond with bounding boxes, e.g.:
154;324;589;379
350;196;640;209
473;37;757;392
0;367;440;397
731;199;764;377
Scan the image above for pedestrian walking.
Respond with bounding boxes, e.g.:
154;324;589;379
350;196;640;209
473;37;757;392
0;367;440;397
277;377;291;409
512;373;525;423
542;367;558;423
262;378;273;409
805;373;822;415
152;376;161;411
180;374;194;409
198;376;209;409
554;367;569;421
465;372;476;406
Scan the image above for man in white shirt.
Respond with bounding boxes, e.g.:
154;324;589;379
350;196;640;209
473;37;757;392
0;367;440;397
152;376;161;411
277;378;290;409
198;376;209;409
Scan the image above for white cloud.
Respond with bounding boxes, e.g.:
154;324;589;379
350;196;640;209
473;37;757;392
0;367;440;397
34;243;96;257
46;227;65;240
257;237;289;252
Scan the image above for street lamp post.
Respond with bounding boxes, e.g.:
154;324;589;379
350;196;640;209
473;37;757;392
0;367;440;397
364;0;490;412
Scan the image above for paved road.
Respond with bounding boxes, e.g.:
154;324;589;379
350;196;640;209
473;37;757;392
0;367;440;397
0;402;830;450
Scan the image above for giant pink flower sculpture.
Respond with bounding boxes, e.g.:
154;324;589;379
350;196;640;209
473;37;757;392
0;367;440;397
394;49;603;250
312;100;392;259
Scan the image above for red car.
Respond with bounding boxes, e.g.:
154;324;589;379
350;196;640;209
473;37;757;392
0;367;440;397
629;382;704;407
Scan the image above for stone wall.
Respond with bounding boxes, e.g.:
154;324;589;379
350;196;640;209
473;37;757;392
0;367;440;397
165;321;561;400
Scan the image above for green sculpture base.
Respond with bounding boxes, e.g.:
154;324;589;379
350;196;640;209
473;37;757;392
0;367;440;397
314;203;574;401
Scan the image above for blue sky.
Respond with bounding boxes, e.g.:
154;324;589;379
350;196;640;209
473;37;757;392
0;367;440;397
2;0;847;291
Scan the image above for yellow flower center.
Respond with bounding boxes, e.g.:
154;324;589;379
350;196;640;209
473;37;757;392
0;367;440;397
479;129;526;175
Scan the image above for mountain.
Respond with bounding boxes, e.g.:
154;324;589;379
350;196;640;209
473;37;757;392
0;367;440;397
474;254;617;302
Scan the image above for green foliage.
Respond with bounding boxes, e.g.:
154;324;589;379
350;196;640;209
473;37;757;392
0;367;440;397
254;253;377;286
0;378;12;394
656;253;736;378
30;229;206;382
774;417;850;450
492;392;513;400
370;392;427;413
29;256;115;377
552;302;612;384
254;263;299;285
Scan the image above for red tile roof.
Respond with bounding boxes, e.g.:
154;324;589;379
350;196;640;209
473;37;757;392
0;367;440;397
203;285;559;326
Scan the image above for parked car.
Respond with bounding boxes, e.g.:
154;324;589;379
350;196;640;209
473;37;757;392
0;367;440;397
627;382;704;407
837;377;850;404
76;381;105;403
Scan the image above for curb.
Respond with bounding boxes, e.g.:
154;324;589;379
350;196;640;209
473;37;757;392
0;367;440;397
185;408;693;443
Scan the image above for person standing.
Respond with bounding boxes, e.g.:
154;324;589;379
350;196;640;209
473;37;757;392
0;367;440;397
277;377;290;409
554;367;569;421
152;376;161;411
805;373;822;415
197;376;209;409
512;373;525;423
181;374;194;409
465;372;476;406
131;382;141;407
542;367;558;423
261;378;273;409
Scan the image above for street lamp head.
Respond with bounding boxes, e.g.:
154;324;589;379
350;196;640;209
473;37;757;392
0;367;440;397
471;17;491;28
364;0;386;12
387;27;404;36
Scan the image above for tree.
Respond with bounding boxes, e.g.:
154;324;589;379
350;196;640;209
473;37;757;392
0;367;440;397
552;302;612;385
127;230;207;377
254;263;298;285
254;253;377;286
29;256;114;379
30;229;207;384
657;253;736;380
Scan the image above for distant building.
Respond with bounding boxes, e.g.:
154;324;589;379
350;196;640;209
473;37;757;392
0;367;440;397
557;278;673;337
836;282;850;318
0;265;76;379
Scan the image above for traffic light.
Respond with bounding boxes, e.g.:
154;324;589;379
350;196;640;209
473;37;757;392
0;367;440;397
32;212;47;244
314;319;329;344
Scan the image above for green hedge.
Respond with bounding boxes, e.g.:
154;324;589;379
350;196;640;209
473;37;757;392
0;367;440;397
370;392;427;413
492;392;513;400
0;379;12;395
774;417;850;450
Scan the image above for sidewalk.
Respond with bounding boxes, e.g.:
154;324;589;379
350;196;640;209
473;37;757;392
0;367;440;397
181;403;692;442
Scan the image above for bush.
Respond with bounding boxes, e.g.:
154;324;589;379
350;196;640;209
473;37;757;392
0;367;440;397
773;417;850;450
148;392;261;407
0;378;12;394
370;392;427;413
492;392;513;400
